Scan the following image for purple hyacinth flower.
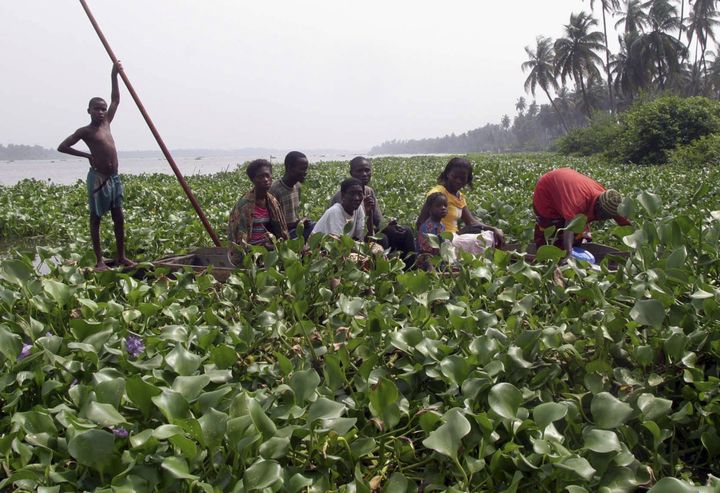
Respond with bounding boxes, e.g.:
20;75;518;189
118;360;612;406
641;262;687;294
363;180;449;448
125;335;145;359
112;426;129;438
18;343;32;361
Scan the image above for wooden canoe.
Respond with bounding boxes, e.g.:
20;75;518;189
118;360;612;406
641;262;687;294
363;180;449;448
152;247;235;282
501;242;630;268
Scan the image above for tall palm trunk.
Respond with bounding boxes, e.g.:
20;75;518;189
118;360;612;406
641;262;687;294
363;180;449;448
542;86;570;133
677;0;685;45
601;7;615;112
576;69;592;117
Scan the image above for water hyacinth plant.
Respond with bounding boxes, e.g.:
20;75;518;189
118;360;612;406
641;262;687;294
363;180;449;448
0;154;719;491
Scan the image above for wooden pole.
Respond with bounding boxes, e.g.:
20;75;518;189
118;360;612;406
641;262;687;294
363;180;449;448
78;0;222;247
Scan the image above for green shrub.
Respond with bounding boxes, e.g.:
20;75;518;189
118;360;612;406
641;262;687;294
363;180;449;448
613;96;720;164
554;112;622;156
667;133;720;166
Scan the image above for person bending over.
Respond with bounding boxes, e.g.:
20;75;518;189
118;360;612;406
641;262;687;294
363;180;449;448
533;167;631;255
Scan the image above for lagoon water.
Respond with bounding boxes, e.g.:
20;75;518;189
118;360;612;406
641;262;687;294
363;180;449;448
0;153;359;186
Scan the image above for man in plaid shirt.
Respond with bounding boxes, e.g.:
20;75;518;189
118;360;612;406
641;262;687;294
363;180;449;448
269;151;313;239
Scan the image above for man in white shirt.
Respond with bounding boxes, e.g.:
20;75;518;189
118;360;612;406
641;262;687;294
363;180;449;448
314;178;373;240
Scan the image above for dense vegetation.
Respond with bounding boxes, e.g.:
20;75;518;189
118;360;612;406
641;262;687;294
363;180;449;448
1;154;719;492
555;95;720;164
372;0;720;155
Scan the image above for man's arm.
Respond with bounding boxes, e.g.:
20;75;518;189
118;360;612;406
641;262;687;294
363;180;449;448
107;61;121;122
57;129;91;160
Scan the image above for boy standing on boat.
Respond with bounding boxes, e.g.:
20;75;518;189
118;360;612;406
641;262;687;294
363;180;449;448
58;61;135;271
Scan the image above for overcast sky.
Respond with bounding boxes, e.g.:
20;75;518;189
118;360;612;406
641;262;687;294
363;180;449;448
1;1;621;152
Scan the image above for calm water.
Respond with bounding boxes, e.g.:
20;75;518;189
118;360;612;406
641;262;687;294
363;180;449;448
0;153;451;186
0;153;361;186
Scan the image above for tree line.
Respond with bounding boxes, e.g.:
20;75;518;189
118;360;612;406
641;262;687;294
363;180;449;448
371;0;720;155
0;144;61;161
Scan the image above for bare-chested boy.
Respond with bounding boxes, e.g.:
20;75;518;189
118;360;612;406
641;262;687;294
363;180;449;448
58;61;135;271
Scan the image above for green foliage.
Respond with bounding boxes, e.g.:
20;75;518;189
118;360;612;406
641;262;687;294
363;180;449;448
614;96;720;164
0;155;719;491
668;133;720;166
556;97;720;165
554;112;622;156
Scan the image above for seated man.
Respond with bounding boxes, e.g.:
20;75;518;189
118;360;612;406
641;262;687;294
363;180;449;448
330;157;416;265
315;178;372;240
269;151;313;239
533;167;631;255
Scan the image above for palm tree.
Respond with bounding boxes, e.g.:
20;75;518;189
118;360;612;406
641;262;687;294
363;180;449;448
615;0;648;35
522;36;569;132
686;0;720;90
633;0;686;90
554;12;606;117
585;0;621;111
611;32;649;102
516;96;527;115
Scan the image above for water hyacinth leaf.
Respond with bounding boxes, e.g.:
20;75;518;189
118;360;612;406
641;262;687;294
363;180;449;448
243;459;283;491
210;345;236;369
289;368;321;404
42;279;72;307
638;191;662;216
165;344;202;376
533;402;567;429
152;424;185;439
172;375;211;401
286;473;314;493
247;396;277;438
259;436;291;459
307;397;345;423
647;477;698;493
583;428;622;453
0;325;22;360
440;355;471;386
488;382;523;419
565;214;588;234
566;487;589;493
555;456;596;481
151;389;189;421
0;259;32;286
85;401;127;427
421;408;471;460
95;378;125;409
161;456;198;480
198;408;228;448
369;377;401;430
68;429;116;471
384;472;409;493
322;417;357;435
637;393;673;420
126;376;161;418
338;295;364;316
591;392;633;429
701;428;720;457
535;245;565;262
630;299;665;328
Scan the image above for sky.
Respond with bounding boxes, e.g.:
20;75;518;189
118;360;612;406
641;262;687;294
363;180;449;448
1;1;620;153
